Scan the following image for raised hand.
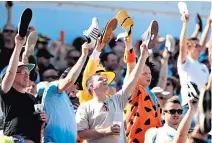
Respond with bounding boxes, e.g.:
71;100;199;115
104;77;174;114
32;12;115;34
140;44;149;59
82;42;92;56
15;34;26;48
181;13;189;23
124;34;132;49
95;37;106;52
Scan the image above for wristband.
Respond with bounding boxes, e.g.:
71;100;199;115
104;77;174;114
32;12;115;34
124;49;136;63
91;50;101;60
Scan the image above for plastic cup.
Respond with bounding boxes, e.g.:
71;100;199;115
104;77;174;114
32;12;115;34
112;121;121;139
34;104;43;113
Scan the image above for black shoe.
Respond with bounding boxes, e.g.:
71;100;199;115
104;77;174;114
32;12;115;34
18;8;32;38
196;13;202;33
198;88;212;133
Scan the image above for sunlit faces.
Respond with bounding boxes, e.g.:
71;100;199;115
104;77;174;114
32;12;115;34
89;74;108;93
26;80;37;95
163;102;182;126
187;40;202;60
3;25;15;41
15;66;30;88
139;65;152;87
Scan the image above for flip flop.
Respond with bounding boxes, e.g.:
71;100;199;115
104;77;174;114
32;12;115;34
196;14;202;33
142;20;158;49
25;31;38;57
18;8;32;38
178;2;189;15
101;18;118;44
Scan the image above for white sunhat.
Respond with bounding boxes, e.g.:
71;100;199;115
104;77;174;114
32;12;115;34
151;87;170;96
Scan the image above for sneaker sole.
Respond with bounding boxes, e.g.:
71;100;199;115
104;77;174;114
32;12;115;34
102;18;118;44
148;20;158;49
25;31;38;57
18;8;32;38
199;88;212;133
199;88;211;113
196;14;202;32
199;114;211;133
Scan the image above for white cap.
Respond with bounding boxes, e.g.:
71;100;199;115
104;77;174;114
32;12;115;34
151;87;170;96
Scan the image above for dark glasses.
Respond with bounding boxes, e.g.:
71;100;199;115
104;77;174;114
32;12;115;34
3;29;14;33
164;109;183;115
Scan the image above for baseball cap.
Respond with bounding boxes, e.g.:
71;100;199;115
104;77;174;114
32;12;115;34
151;87;170;96
0;62;35;79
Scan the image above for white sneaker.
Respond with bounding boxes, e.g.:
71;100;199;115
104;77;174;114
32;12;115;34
165;34;175;53
141;20;158;49
83;17;100;48
187;81;200;102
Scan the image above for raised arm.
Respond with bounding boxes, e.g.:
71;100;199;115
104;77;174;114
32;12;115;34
123;35;136;84
200;17;212;48
179;13;189;64
57;42;90;93
82;38;106;89
5;1;13;25
172;99;197;143
1;35;25;93
157;49;169;89
191;24;201;38
122;44;148;98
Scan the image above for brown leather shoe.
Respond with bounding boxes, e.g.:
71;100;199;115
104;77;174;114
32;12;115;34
101;18;118;44
142;20;158;49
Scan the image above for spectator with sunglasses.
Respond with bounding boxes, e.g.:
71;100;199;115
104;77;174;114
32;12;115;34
146;96;197;143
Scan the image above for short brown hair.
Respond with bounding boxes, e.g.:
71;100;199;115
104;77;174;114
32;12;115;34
164;96;181;108
186;37;199;48
86;74;97;95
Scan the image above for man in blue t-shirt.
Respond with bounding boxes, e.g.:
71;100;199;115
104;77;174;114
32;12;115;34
42;42;91;143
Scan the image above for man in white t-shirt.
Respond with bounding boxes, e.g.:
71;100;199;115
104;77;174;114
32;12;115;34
76;43;149;143
177;13;210;106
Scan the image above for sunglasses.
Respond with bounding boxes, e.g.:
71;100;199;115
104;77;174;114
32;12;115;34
164;109;183;115
43;75;58;79
3;29;14;33
16;71;30;76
